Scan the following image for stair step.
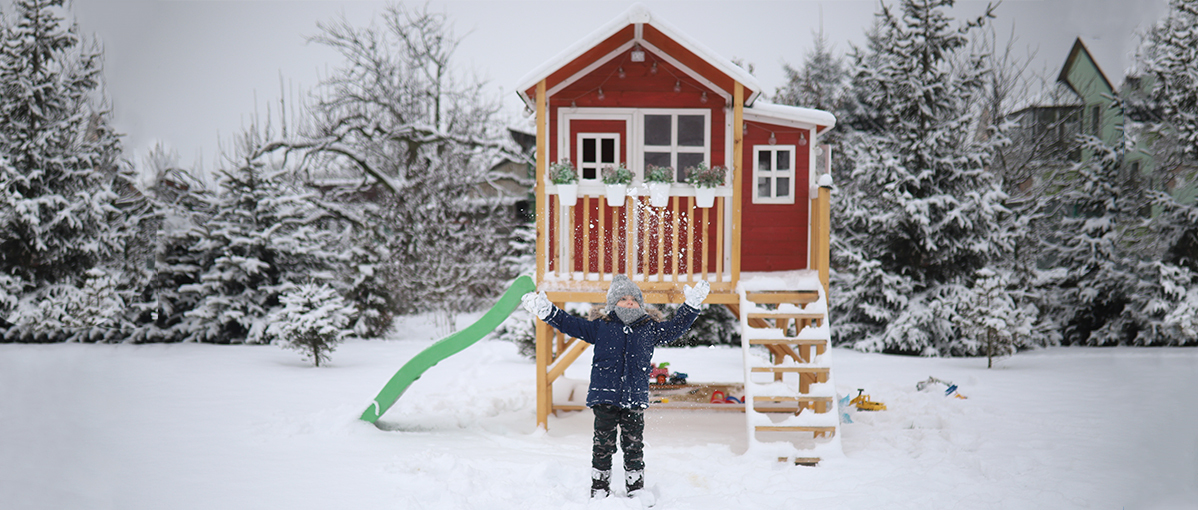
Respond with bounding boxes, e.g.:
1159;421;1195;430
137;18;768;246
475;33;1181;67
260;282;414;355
755;425;837;435
746;312;824;320
752;395;834;403
744;291;819;305
781;457;822;466
747;338;827;346
750;366;830;374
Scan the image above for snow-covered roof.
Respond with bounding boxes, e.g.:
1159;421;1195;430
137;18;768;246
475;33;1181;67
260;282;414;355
743;101;837;135
516;3;762;109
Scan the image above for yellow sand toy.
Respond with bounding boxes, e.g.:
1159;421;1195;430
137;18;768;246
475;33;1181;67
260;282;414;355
849;389;887;411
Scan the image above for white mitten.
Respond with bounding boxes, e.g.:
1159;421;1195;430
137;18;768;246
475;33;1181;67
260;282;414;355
683;280;710;308
521;291;553;320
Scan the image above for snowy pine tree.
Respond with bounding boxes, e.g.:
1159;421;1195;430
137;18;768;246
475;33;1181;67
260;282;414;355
1133;0;1198;275
129;147;215;343
955;268;1035;367
775;29;848;114
1139;0;1198;160
0;0;124;341
336;203;399;338
831;0;1009;355
1038;137;1147;345
267;283;356;367
181;133;344;344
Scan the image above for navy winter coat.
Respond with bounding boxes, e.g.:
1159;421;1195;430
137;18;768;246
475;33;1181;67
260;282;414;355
544;304;699;409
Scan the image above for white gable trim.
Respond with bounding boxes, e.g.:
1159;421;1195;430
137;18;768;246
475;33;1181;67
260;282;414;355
517;3;760;110
638;39;732;104
546;40;636;99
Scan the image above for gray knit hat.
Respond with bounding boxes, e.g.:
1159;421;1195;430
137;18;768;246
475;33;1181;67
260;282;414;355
605;274;644;312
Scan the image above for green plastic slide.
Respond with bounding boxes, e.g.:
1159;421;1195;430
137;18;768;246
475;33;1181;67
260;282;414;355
360;275;537;423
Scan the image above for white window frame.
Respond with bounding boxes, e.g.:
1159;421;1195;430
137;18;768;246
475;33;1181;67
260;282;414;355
636;109;711;183
753;145;796;204
576;132;621;183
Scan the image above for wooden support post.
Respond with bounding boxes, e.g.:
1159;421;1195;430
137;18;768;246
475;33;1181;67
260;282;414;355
535;80;547;284
814;183;832;295
533;78;550;431
535;320;552;429
731;81;744;286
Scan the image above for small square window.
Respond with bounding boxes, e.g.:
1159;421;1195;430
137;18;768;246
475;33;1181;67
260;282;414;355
644;115;671;146
678;115;705;147
753;145;796;204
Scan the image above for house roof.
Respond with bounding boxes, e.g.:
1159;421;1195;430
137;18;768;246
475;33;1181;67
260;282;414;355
516;3;762;110
743;100;837;135
1057;37;1114;97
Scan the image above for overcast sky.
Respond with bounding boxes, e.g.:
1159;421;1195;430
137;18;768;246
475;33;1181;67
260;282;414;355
52;0;1169;173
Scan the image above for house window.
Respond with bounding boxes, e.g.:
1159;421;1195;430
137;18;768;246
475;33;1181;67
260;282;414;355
642;112;708;182
577;133;619;181
753;145;795;204
1091;105;1101;136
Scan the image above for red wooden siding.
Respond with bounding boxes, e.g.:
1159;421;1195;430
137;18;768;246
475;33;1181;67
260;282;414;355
641;24;756;102
526;25;636;100
740;126;811;272
547;51;728;168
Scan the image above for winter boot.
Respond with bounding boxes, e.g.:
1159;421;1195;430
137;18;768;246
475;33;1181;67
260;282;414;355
591;469;611;498
625;469;644;495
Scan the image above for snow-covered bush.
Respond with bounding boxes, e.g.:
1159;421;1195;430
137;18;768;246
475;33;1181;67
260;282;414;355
954;269;1036;367
267;284;357;367
7;269;124;342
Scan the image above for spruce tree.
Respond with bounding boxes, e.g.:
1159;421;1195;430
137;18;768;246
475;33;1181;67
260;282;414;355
1140;0;1198;159
0;0;122;340
182;133;343;343
775;29;848;114
267;283;356;367
130;149;215;343
1039;137;1145;345
1108;0;1198;345
832;0;1007;355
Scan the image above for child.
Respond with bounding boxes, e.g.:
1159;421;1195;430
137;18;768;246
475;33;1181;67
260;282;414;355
521;275;710;498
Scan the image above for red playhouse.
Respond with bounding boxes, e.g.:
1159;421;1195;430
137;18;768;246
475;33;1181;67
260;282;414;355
519;4;840;463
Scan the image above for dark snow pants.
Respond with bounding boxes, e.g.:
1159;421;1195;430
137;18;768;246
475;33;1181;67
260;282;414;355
591;403;645;490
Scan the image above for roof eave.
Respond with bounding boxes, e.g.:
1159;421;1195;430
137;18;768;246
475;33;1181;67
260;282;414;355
516;3;762;110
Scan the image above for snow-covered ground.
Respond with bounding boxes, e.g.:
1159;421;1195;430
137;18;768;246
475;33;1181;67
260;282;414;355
3;312;1196;510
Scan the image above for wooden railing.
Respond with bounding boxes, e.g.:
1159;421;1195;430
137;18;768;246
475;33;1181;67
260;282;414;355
542;186;733;294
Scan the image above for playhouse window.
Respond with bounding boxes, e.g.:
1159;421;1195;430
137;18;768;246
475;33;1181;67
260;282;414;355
578;133;619;181
753;145;796;204
641;112;708;182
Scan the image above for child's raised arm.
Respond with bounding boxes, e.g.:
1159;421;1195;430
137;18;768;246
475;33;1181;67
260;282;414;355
521;291;596;342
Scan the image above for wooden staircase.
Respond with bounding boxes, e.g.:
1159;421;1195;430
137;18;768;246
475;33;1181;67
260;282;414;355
737;281;840;465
